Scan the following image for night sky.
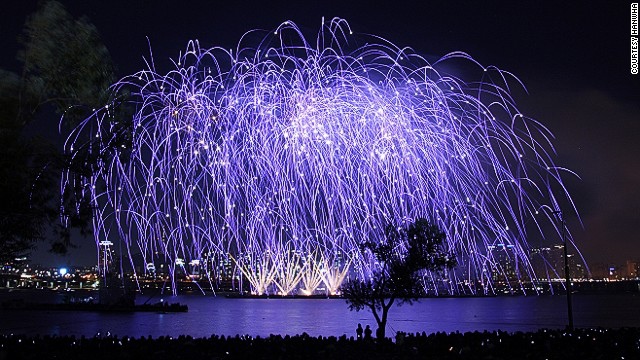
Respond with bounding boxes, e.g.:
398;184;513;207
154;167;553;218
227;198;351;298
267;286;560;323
2;1;639;267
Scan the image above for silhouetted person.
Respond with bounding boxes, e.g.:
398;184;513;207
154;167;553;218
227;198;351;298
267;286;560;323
364;325;372;341
356;323;363;340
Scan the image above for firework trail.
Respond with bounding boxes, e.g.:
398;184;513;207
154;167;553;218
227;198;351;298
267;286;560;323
62;18;580;295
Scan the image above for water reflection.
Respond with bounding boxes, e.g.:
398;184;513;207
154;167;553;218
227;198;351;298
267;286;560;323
1;294;639;338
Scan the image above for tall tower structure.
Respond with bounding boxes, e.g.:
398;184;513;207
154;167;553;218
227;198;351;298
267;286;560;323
98;240;115;278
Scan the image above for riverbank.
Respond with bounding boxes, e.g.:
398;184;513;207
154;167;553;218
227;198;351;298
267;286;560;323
1;327;638;359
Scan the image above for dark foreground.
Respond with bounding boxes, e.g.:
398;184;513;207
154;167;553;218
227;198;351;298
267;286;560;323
1;328;638;360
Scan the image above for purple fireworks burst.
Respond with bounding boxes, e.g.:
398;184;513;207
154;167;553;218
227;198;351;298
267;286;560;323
62;18;580;295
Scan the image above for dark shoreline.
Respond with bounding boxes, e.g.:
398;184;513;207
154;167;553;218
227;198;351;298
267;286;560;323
1;327;639;359
4;278;640;298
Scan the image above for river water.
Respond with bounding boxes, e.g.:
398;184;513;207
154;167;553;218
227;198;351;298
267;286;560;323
1;291;639;338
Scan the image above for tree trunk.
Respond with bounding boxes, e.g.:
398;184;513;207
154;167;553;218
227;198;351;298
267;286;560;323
376;298;394;340
377;306;388;340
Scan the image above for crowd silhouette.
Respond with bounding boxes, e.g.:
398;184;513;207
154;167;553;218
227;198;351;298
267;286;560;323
1;327;639;359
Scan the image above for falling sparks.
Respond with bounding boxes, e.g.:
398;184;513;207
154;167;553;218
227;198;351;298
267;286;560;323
62;18;577;295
